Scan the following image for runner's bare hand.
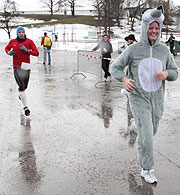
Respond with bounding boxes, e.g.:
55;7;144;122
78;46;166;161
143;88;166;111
122;77;136;92
155;71;169;80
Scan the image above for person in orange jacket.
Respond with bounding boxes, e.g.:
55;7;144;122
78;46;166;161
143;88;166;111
5;26;39;116
41;32;52;65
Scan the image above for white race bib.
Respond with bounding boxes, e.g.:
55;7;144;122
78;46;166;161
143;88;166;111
21;62;32;70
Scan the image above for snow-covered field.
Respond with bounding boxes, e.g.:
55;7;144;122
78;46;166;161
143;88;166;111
1;17;180;52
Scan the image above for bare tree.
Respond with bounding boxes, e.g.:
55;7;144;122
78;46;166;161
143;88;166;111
93;0;103;33
93;0;124;36
125;0;146;31
0;0;19;39
64;0;77;16
175;6;180;31
40;0;63;16
93;0;110;34
110;0;124;27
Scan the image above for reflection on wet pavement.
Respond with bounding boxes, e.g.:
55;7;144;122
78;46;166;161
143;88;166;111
0;43;180;195
129;131;137;146
99;83;113;128
19;114;41;184
43;64;54;74
128;173;156;195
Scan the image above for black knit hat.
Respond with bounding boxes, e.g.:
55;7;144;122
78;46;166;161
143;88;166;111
125;34;137;41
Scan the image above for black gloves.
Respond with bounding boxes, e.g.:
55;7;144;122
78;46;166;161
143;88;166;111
19;44;30;53
8;45;30;56
8;49;15;56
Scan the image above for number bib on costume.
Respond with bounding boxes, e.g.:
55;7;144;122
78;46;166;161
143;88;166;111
138;58;163;92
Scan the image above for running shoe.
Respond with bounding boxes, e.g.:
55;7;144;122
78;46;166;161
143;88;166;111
107;76;112;82
141;169;157;184
104;78;107;82
24;107;30;116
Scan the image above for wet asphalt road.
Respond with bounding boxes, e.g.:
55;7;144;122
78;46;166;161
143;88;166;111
0;43;180;195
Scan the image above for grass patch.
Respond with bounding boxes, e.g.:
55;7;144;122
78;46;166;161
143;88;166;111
21;14;98;27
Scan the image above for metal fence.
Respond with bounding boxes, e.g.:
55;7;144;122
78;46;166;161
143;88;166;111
118;42;127;54
71;50;103;81
36;46;44;65
35;47;78;75
36;48;113;85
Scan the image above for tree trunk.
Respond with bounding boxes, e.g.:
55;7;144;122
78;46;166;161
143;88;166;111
6;23;11;39
72;7;74;16
51;0;53;16
51;9;53;16
131;19;135;31
71;4;75;16
8;31;11;39
116;17;120;27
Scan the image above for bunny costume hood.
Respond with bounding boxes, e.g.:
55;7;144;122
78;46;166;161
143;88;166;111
112;6;178;93
140;6;164;45
111;7;178;169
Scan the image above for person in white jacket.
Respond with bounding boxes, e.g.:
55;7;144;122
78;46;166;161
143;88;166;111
111;6;178;184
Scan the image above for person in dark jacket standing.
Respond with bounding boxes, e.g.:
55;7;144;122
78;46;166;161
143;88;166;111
92;34;113;81
5;26;39;116
166;33;177;56
41;32;52;65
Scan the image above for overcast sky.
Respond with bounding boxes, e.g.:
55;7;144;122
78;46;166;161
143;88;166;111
12;0;180;11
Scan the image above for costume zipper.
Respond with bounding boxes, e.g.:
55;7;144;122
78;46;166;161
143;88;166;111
150;46;152;58
149;46;155;123
149;46;153;96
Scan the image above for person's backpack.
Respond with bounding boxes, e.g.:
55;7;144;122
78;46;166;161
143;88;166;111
44;36;51;47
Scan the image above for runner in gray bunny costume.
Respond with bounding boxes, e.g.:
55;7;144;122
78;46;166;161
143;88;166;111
111;6;178;183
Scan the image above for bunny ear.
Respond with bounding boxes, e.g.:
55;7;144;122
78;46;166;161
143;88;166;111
157;6;163;13
151;10;161;18
142;6;164;24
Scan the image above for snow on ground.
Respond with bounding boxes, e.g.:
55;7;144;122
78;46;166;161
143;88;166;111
1;17;180;52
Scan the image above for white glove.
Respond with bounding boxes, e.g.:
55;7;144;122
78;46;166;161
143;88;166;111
104;48;107;52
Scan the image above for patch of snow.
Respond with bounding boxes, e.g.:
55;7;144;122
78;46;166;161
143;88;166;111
1;16;180;52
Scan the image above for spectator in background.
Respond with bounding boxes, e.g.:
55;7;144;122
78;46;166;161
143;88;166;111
41;32;52;65
92;34;113;82
5;26;39;116
118;34;137;54
166;33;177;56
125;34;137;46
55;33;58;42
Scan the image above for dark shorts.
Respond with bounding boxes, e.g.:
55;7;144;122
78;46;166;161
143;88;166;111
13;67;30;91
